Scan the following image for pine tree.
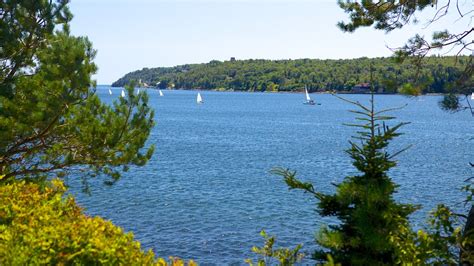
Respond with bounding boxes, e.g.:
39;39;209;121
0;1;154;186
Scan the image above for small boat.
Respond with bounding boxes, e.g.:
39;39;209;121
121;89;126;97
159;90;164;96
303;86;318;105
108;88;112;95
471;93;474;100
137;88;140;94
197;92;203;104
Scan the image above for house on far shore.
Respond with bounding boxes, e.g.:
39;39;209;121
352;83;371;93
230;57;236;62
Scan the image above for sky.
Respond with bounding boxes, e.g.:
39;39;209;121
69;0;472;84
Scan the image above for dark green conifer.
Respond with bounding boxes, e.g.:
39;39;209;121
274;92;417;265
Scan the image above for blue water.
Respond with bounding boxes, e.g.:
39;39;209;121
69;86;473;265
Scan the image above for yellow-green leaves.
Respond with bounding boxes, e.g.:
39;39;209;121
0;180;195;266
398;83;422;96
247;230;304;266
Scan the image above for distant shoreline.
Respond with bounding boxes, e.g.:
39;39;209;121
101;86;449;96
110;56;466;95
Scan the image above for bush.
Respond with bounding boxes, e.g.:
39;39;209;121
0;179;196;266
246;230;304;266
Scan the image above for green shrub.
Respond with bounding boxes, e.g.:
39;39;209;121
246;230;304;266
0;179;196;266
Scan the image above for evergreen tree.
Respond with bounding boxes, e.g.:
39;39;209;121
0;0;154;186
338;1;473;261
273;93;417;265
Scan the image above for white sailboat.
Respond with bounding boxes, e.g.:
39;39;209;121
196;92;203;104
137;88;140;94
121;89;126;98
303;86;316;105
108;88;112;95
159;90;164;97
471;92;474;100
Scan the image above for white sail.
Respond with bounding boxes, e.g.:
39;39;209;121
137;88;140;94
121;89;125;98
197;92;203;104
305;86;311;101
108;88;112;95
471;93;474;100
159;90;164;96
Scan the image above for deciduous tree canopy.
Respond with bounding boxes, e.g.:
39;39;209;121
112;56;467;94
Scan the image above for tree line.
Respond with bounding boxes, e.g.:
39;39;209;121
112;56;468;94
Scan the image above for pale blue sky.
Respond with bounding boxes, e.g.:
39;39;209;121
69;0;472;84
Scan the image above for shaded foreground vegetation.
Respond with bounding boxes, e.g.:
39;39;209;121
112;56;468;94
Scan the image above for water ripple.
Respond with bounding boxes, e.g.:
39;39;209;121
69;88;473;264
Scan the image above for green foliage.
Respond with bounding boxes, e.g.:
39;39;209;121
337;0;473;112
112;56;466;94
460;176;474;264
246;230;304;266
439;93;463;112
337;0;435;33
390;202;473;265
438;57;473;113
0;0;71;95
398;83;422;96
273;93;474;264
274;93;419;265
462;177;474;205
0;180;197;265
338;2;473;262
0;1;155;186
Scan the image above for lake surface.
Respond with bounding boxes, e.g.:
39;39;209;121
69;86;473;265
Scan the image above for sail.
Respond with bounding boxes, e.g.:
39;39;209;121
197;92;203;103
305;87;311;101
121;90;125;97
159;90;164;96
108;88;112;95
471;93;474;100
137;88;140;94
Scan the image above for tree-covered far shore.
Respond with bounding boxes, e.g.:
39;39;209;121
112;56;468;94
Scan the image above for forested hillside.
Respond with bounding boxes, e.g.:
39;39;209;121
112;56;468;93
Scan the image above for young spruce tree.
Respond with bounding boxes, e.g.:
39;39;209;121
274;92;417;265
